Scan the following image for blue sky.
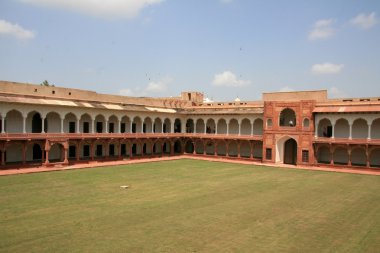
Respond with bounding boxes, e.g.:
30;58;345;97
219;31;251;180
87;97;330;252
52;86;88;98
0;0;379;101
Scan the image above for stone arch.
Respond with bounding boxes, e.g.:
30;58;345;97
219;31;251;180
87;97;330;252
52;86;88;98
253;118;263;135
228;141;238;157
27;111;43;133
317;118;332;137
80;113;92;133
317;145;330;164
252;142;263;159
194;139;204;154
108;115;119;133
205;118;216;134
185;119;194;133
5;142;23;164
276;136;297;164
184;140;194;153
94;114;106;133
229;119;239;135
205;140;215;155
371;118;380;139
240;118;251;135
217;118;227;134
120;115;131;133
352;118;368;139
45;111;61;133
279;108;296;127
153;117;162;133
5;109;23;133
240;141;250;158
369;148;380;167
217;140;227;156
333;147;349;165
49;143;64;162
163;118;171;133
195;119;205;134
143;117;153;133
303;118;310;128
132;116;142;133
351;147;367;166
64;112;77;133
335;118;349;138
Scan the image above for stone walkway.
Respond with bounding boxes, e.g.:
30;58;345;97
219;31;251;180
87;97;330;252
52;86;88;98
0;155;379;176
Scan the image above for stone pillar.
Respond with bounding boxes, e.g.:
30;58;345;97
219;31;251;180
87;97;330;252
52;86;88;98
60;117;64;133
91;119;95;133
215;123;218;135
63;148;68;164
214;142;218;156
141;121;144;133
161;122;164;133
171;121;175;134
23;116;26;133
226;122;229;136
314;121;318;138
41;117;45;133
90;142;94;160
76;142;80;161
368;124;372;140
238;121;241;136
151;121;155;133
237;142;241;158
347;147;352;166
130;121;134;133
118;120;121;134
251;122;254;136
76;118;80;133
349;123;352;140
44;149;49;165
105;120;109;133
204;124;207;134
1;115;4;133
331;124;335;139
250;142;254;159
226;142;230;157
22;142;26;165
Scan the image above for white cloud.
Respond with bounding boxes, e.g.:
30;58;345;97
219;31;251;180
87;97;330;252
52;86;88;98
18;0;164;19
279;86;294;92
0;19;35;40
212;71;250;87
311;62;344;75
329;86;348;98
350;12;377;30
119;76;172;97
308;19;335;40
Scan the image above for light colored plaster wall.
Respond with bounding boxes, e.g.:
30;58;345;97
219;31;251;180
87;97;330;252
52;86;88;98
5;110;23;133
6;144;22;162
253;119;263;135
334;119;349;138
240;120;251;135
229;120;239;135
333;148;348;164
352;119;368;139
46;113;61;133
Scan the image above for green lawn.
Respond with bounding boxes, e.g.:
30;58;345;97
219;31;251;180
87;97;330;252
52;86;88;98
0;159;379;253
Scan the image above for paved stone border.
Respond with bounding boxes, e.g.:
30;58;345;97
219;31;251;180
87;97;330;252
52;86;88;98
0;155;379;176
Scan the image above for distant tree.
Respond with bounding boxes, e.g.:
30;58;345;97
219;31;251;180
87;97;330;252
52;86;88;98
41;80;55;87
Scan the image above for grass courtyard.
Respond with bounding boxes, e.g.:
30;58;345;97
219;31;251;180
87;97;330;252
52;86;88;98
0;159;379;253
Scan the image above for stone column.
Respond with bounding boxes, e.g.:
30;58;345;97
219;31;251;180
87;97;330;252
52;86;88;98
215;123;218;135
41;117;45;133
237;142;241;158
22;142;26;165
238;121;241;136
349;123;352;140
151;121;155;133
251;122;254;136
204;124;207;134
105;120;108;133
368;124;372;140
76;118;80;133
60;117;64;133
1;115;4;133
331;124;335;139
23;116;26;133
226;122;229;136
63;148;69;164
118;120;121;134
91;119;95;133
314;121;318;138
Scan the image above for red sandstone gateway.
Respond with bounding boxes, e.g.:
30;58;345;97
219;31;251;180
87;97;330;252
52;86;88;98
0;81;379;170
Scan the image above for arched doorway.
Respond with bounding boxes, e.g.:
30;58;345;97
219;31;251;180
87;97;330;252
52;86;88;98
284;139;297;164
32;113;42;133
33;143;42;161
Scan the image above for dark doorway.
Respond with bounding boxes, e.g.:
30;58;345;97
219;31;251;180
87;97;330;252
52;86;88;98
33;144;42;160
96;145;102;156
174;119;181;133
109;144;115;156
121;144;126;156
109;123;114;133
174;141;181;153
32;113;42;133
83;145;90;157
142;143;146;154
83;122;89;133
121;123;126;133
143;124;146;133
96;122;103;133
69;122;76;133
132;144;137;155
69;145;76;158
185;141;194;153
132;123;136;133
284;138;297;165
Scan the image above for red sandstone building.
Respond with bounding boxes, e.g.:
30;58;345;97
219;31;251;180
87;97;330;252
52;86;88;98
0;81;379;169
